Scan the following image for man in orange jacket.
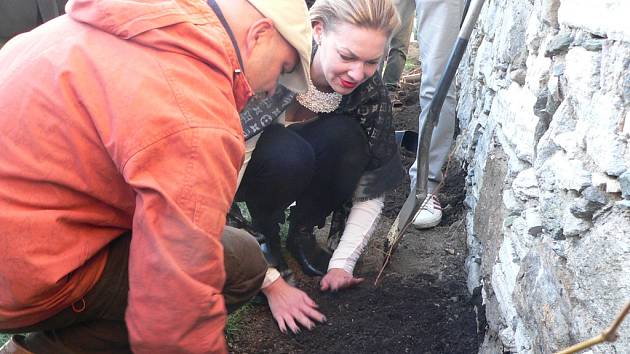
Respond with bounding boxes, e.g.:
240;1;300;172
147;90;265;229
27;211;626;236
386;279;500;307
0;0;312;353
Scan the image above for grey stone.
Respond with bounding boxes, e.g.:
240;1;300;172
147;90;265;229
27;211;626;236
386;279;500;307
550;242;567;259
562;207;592;237
551;62;565;76
564;48;601;113
503;189;524;215
592;172;622;193
503;215;517;228
537;153;591;192
513;168;539;200
466;255;482;293
581;39;603;51
459;4;630;352
535;101;576;171
483;93;494;115
545;33;574;57
559;2;630;42
581;186;608;205
534;89;549;119
534;89;553;147
546;76;563;117
513;243;573;353
618;170;630;199
510;69;527;86
539;191;566;239
524;208;544;236
553;131;583;157
569;197;603;219
541;0;561;28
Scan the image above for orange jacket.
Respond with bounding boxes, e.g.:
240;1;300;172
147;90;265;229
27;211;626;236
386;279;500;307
0;0;252;352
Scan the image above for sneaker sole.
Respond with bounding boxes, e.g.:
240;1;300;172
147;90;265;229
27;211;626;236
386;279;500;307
412;218;441;229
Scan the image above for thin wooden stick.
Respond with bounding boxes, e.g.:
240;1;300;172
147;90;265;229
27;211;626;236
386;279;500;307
555;301;630;354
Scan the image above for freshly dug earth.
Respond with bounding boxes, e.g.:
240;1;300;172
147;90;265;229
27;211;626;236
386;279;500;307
228;80;482;353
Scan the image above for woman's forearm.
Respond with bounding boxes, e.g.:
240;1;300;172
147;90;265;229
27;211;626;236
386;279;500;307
328;196;384;274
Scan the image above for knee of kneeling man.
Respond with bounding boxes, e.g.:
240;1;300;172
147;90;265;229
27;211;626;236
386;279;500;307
222;226;268;286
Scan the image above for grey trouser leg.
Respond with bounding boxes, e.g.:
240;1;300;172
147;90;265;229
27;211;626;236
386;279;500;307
409;0;465;193
1;227;267;354
381;0;416;88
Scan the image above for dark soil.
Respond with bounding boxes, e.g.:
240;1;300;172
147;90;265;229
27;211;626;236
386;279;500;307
229;51;481;353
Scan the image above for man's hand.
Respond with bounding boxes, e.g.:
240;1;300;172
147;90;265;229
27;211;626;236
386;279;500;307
320;268;364;292
262;277;326;334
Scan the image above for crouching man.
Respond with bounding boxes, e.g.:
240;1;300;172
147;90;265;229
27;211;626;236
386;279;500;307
0;0;312;353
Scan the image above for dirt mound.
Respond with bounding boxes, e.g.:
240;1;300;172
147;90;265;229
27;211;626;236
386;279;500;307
229;271;477;354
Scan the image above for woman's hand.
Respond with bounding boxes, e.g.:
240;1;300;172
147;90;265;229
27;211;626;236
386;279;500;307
262;277;327;334
320;268;364;292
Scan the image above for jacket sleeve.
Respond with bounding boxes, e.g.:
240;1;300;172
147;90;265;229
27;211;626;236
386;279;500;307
122;126;243;354
328;197;384;274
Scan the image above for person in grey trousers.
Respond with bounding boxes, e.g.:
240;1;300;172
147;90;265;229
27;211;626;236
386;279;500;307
382;0;465;228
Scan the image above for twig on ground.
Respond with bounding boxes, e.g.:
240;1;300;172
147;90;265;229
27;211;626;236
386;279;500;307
555;301;630;354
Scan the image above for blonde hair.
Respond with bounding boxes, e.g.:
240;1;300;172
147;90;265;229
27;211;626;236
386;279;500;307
309;0;400;39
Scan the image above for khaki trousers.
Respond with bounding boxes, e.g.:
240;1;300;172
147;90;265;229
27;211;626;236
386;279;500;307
1;226;267;354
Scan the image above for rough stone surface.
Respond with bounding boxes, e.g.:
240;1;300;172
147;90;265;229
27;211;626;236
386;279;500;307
564;212;630;352
541;0;561;28
569;197;603;219
564;47;601;114
514;243;574;353
513;168;539;200
619;170;630;199
581;38;604;51
563;211;590;241
503;189;525;216
544;32;574;57
457;0;630;352
524;207;543;236
592;172;622;193
581;186;608;205
558;0;630;42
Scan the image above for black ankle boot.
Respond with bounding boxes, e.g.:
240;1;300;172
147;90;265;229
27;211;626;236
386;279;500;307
259;234;287;270
250;215;293;280
286;222;332;276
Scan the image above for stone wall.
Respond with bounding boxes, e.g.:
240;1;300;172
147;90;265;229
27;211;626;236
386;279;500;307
455;0;630;352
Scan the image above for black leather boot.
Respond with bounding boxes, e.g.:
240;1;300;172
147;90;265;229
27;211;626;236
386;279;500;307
251;216;295;282
286;222;332;276
259;230;288;271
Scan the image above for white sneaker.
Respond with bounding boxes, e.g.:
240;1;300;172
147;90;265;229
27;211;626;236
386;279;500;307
412;194;442;229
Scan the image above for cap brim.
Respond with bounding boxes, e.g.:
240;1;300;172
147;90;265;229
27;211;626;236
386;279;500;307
247;0;312;93
278;50;310;93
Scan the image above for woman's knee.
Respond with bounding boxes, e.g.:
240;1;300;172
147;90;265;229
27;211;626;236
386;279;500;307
250;124;315;180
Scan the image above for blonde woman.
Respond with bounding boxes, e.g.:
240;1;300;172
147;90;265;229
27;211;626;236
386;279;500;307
236;0;402;333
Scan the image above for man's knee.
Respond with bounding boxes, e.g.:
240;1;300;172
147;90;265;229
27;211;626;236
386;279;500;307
222;226;268;311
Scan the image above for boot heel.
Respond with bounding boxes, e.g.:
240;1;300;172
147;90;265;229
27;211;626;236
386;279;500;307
287;224;332;276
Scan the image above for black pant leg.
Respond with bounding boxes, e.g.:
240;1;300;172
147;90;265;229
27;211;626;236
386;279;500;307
235;124;315;235
289;115;371;227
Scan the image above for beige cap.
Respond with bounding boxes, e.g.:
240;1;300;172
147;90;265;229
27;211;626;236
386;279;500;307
247;0;312;93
